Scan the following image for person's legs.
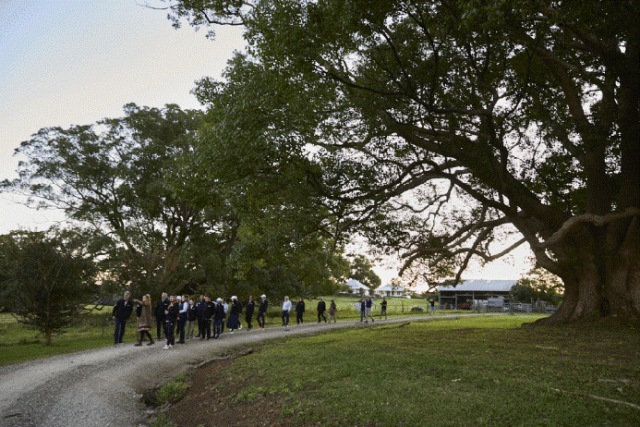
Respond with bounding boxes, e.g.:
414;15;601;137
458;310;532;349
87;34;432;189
114;319;121;344
156;319;164;340
117;319;126;343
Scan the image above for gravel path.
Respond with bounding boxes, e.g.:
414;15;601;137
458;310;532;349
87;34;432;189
0;314;499;427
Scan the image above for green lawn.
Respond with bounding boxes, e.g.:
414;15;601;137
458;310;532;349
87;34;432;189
164;315;640;427
0;309;121;365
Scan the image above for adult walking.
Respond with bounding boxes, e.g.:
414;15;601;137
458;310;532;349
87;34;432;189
364;296;375;323
202;296;215;339
164;295;179;349
281;296;291;326
112;291;134;345
155;293;169;341
245;295;255;330
196;294;206;338
186;298;197;340
360;298;366;322
221;298;228;334
296;297;306;325
227;296;241;333
329;299;337;323
317;297;327;323
257;294;268;330
177;295;188;344
134;294;154;346
213;298;225;339
380;297;388;320
430;299;436;315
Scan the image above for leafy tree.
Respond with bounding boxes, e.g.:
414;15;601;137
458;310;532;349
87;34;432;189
2;104;209;297
1;231;98;345
349;254;381;293
513;267;563;305
164;0;640;324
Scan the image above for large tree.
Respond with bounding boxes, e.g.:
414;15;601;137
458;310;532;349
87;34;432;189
164;0;640;323
2;104;208;296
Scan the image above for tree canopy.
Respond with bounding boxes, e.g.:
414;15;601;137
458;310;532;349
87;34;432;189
2;102;348;299
163;0;640;323
1;231;99;345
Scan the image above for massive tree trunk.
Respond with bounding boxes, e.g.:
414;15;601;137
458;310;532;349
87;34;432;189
537;218;640;324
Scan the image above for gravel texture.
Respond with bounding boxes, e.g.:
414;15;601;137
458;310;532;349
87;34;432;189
0;314;493;427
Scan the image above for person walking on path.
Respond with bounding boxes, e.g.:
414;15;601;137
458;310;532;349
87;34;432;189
112;291;134;345
317;297;327;323
380;297;388;320
359;298;366;322
364;296;375;323
213;298;225;339
430;299;436;315
227;296;241;333
134;294;154;346
177;295;189;344
164;295;179;349
202;296;215;340
245;295;255;330
155;293;169;341
186;298;197;340
257;294;268;330
295;297;306;325
281;296;292;326
329;300;337;323
221;298;228;334
196;294;206;338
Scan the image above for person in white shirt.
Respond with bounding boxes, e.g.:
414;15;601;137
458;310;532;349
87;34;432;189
177;296;189;344
281;296;292;326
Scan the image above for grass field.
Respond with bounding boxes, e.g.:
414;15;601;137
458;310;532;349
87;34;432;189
0;296;456;366
161;315;640;427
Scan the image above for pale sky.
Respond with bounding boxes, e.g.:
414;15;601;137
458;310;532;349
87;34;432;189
0;0;244;232
0;0;530;283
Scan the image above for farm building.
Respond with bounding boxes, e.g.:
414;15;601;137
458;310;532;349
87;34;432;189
436;279;519;309
375;283;409;298
344;279;371;296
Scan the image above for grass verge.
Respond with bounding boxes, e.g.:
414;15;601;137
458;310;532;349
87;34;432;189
164;315;640;427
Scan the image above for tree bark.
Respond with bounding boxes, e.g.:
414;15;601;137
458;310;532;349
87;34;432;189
536;219;640;325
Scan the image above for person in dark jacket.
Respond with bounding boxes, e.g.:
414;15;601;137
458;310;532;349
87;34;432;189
195;294;206;338
227;296;242;333
296;297;306;325
186;298;198;340
155;293;169;340
213;298;225;339
317;297;327;323
202;296;215;339
257;294;268;330
112;291;134;345
245;295;255;330
164;295;179;349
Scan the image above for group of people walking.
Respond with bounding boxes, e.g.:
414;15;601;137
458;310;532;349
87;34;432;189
285;296;338;326
112;292;390;350
112;292;272;349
